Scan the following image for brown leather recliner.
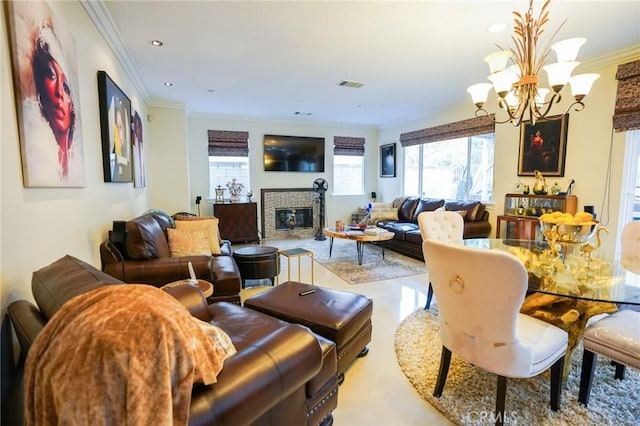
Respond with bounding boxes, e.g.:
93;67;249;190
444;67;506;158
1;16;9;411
99;212;242;304
6;255;339;425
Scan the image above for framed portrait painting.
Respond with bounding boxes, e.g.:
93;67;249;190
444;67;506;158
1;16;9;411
380;143;396;178
132;110;145;188
518;114;568;177
6;0;86;187
98;70;133;183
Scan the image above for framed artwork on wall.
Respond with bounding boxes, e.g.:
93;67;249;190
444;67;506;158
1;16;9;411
6;0;86;187
518;114;569;177
380;143;396;178
98;70;132;183
132;110;145;188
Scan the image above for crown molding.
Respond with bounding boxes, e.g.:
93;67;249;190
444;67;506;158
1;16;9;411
81;0;150;105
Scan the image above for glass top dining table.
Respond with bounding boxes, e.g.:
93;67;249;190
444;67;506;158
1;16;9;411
463;238;640;306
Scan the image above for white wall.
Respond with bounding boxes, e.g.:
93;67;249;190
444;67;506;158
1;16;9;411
186;115;378;230
1;2;150;311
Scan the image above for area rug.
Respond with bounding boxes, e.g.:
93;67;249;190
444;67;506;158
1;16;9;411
296;237;426;284
394;308;639;426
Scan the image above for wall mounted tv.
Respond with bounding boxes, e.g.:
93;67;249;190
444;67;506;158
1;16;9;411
263;135;325;172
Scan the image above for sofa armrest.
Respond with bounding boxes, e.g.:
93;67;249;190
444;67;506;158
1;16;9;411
6;301;47;362
188;325;322;425
103;256;215;286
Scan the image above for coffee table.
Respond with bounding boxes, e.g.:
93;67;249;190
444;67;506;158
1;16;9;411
324;227;395;265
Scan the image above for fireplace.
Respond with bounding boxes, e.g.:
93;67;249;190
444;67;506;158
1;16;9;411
275;208;314;230
261;188;318;239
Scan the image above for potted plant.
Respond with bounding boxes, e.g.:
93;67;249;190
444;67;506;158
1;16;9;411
226;178;244;201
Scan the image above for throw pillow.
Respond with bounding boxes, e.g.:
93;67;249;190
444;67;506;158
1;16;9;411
367;207;399;224
167;228;211;257
175;218;222;255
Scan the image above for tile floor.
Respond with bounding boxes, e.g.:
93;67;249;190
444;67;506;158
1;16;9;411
238;238;453;426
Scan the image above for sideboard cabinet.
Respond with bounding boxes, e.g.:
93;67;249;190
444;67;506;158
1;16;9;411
213;202;259;243
497;194;578;240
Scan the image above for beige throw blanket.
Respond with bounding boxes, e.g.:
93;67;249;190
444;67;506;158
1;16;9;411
25;284;235;425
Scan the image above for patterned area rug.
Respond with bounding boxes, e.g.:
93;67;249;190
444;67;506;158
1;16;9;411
296;237;426;284
394;308;639;426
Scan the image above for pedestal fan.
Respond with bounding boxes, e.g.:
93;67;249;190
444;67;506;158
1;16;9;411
313;178;328;241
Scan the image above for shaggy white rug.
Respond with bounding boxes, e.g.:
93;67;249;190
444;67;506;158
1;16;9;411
394;308;639;426
296;237;426;284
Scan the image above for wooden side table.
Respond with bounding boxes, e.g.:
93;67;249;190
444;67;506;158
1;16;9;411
277;248;314;284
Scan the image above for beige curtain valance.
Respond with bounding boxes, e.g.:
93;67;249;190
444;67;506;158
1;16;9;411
208;130;249;156
613;59;640;132
333;136;365;156
399;115;495;147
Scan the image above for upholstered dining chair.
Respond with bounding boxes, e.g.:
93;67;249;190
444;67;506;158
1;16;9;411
422;239;568;426
621;221;640;274
578;309;640;406
417;211;464;310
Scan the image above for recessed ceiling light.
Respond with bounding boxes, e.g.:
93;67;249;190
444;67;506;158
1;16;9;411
488;23;507;33
338;80;364;88
208;89;215;93
164;82;173;87
151;40;163;46
294;112;312;116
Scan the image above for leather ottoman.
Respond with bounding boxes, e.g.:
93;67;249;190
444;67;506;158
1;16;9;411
233;246;279;287
244;281;373;383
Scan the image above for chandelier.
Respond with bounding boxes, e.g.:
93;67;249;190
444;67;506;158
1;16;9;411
467;0;599;126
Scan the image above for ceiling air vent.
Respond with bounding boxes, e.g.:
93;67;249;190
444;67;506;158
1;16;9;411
338;80;364;88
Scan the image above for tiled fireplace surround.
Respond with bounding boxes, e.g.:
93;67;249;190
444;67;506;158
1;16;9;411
261;188;318;239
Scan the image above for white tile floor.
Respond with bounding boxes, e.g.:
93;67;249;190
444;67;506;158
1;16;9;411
238;238;453;426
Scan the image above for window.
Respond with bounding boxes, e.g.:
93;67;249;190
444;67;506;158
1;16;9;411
333;155;363;195
208;130;250;198
333;136;365;196
208;156;250;198
400;116;495;202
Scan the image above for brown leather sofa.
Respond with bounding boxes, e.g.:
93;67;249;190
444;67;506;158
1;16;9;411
375;197;492;260
6;255;339;425
99;212;242;304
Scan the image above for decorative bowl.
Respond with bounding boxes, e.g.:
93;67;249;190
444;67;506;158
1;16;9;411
539;219;599;244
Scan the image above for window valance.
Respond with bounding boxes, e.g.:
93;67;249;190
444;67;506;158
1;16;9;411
613;59;640;132
208;130;249;156
333;136;365;156
399;115;495;147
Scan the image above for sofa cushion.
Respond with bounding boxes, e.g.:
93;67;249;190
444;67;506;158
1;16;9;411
398;197;420;222
125;214;171;259
367;207;399;224
379;222;418;241
411;198;446;222
175;218;222;255
32;255;124;321
405;230;423;245
444;200;485;222
168;228;211;257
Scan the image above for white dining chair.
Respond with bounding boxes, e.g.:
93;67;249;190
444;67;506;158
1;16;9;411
418;211;464;310
578;309;640;406
423;239;568;426
621;221;640;274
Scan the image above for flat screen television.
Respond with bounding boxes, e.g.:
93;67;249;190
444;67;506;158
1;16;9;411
263;135;325;172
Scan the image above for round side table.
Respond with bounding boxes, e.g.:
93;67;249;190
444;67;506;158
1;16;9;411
233;246;279;287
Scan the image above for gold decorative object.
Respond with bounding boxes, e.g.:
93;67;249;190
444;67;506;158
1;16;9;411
214;185;225;202
533;170;547;194
466;0;599;126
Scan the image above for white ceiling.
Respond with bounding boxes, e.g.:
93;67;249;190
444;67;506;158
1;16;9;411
89;0;640;127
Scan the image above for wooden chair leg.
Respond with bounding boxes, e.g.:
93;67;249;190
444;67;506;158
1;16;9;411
433;346;451;397
424;282;434;310
549;355;564;411
495;376;506;426
579;350;597;406
613;361;626;380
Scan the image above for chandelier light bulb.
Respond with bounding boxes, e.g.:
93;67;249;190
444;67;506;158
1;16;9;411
535;88;550;106
504;91;519;109
569;73;600;100
484;51;514;74
551;37;586;62
467;83;493;107
543;61;579;92
488;70;519;97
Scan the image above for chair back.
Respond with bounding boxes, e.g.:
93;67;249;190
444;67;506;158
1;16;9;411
422;239;531;373
621;221;640;274
417;211;464;243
